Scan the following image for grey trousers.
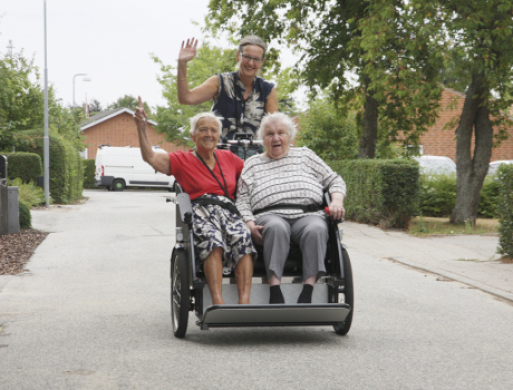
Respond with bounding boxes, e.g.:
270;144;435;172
256;214;328;281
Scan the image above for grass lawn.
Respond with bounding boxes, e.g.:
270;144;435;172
408;216;499;236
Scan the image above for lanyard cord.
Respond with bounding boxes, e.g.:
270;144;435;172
195;150;230;199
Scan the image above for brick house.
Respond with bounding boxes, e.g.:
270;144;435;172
418;88;513;162
80;108;187;160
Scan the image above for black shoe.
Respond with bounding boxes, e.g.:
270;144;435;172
269;285;285;304
297;284;313;304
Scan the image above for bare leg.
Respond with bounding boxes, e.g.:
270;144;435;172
234;254;253;304
203;247;225;305
303;275;316;286
269;274;281;286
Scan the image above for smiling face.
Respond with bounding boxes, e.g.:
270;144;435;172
191;117;220;152
262;121;291;160
236;44;265;79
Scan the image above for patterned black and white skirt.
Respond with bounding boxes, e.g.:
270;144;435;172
192;194;256;275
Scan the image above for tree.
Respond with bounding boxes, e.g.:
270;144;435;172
108;95;153;116
297;95;401;161
88;99;102;114
0;53;44;136
207;0;443;158
0;51;84;152
153;39;298;144
435;0;513;225
296;98;359;161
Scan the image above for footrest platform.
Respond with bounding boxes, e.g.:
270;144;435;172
199;303;350;330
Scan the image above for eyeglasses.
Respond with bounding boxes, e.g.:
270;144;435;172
240;52;264;64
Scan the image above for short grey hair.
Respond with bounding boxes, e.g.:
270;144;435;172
239;35;267;58
189;112;222;136
256;112;297;140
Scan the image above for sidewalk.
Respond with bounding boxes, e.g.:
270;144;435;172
341;221;513;303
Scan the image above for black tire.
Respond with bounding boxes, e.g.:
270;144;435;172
330;246;354;335
112;179;126;191
171;250;190;338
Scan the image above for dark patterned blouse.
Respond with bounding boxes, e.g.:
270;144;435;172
212;71;275;140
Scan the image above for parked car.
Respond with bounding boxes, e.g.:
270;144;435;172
487;160;513;176
95;146;175;191
413;156;456;175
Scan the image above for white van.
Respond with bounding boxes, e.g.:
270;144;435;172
487;160;513;176
95;146;175;191
413;156;456;175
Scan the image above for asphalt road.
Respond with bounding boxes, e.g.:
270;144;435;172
1;190;512;390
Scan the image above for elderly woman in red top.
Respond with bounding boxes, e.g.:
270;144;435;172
134;97;255;305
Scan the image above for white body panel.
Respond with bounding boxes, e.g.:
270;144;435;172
94;146;174;190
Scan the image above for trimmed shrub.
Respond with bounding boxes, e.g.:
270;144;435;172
19;200;31;229
83;159;96;189
417;175;500;218
2;152;42;183
328;159;419;228
11;130;83;204
497;165;513;257
417;175;456;217
478;178;500;218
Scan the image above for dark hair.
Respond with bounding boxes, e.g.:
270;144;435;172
238;36;267;58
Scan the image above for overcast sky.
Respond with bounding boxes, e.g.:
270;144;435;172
0;0;233;110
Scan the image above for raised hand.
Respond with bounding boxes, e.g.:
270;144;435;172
178;38;198;63
134;96;148;132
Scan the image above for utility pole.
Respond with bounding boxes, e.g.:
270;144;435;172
43;0;50;207
7;40;15;58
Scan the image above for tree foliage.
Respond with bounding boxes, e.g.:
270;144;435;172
207;0;444;158
0;51;84;152
296;98;359;161
431;0;513;224
87;99;102;114
108;95;153;116
297;95;400;161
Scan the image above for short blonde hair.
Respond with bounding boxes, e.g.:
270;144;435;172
189;112;222;136
256;112;297;140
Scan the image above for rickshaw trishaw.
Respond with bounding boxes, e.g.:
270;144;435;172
168;136;354;338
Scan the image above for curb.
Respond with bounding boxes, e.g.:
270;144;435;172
387;256;513;304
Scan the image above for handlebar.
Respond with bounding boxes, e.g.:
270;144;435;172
219;138;263;147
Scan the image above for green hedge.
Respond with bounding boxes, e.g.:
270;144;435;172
418;175;500;218
83;159;95;189
19;200;31;229
12;131;83;204
328;159;419;228
497;165;513;257
1;152;42;183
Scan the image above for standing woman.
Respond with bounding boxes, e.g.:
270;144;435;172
177;36;278;156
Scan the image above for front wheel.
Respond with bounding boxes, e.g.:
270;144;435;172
171;249;190;338
330;246;354;335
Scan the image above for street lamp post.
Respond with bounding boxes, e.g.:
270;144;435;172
43;0;49;207
73;73;92;107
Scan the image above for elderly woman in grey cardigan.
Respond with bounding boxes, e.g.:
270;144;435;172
236;112;346;304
